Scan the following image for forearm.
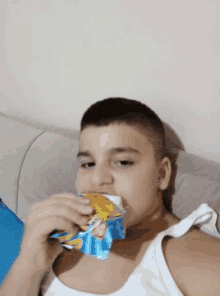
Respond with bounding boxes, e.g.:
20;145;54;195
0;257;45;296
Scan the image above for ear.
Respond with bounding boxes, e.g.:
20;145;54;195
157;157;172;191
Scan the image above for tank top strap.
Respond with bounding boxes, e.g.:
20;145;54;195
164;203;220;239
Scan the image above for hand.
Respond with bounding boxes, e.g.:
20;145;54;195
18;193;93;273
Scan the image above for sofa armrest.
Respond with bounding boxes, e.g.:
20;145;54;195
0;115;44;214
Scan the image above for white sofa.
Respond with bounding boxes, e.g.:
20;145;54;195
1;111;220;228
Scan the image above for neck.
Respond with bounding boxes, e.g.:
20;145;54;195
111;204;178;259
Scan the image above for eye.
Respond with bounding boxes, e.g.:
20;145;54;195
80;160;134;170
115;160;134;167
80;162;95;169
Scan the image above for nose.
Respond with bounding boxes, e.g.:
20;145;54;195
91;164;113;186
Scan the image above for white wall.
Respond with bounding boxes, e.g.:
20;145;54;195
1;0;220;162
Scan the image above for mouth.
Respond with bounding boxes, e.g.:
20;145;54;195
83;192;127;217
90;192;114;196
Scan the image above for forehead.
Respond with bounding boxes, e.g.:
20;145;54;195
78;124;154;154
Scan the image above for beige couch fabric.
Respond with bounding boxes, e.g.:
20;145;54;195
18;132;80;222
0;116;44;214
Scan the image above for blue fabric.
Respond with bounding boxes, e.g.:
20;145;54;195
0;199;25;285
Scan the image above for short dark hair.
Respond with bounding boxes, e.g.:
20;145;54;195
80;97;177;213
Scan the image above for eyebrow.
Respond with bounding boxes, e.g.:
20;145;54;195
77;147;141;159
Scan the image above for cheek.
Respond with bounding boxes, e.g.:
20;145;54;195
124;165;158;193
75;170;96;191
122;168;159;212
75;171;83;191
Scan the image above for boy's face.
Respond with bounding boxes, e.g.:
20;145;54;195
75;124;171;229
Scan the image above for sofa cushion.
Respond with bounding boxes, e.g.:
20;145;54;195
0;116;44;214
18;132;80;223
173;172;220;220
17;136;220;225
174;148;220;183
170;148;220;219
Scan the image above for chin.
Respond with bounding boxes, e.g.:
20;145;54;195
125;215;148;230
123;218;138;229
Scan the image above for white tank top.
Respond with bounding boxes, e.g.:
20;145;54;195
42;203;220;296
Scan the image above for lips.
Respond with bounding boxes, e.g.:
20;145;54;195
89;192;114;196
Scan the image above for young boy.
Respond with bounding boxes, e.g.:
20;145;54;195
1;97;220;296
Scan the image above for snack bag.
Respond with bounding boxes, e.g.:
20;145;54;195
50;193;126;260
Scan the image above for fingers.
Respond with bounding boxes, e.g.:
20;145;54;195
27;193;94;232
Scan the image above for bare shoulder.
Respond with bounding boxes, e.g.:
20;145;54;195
164;227;220;296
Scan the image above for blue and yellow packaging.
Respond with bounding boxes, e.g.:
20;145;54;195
50;193;126;260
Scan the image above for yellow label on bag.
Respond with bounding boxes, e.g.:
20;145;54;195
82;193;121;221
67;237;83;249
